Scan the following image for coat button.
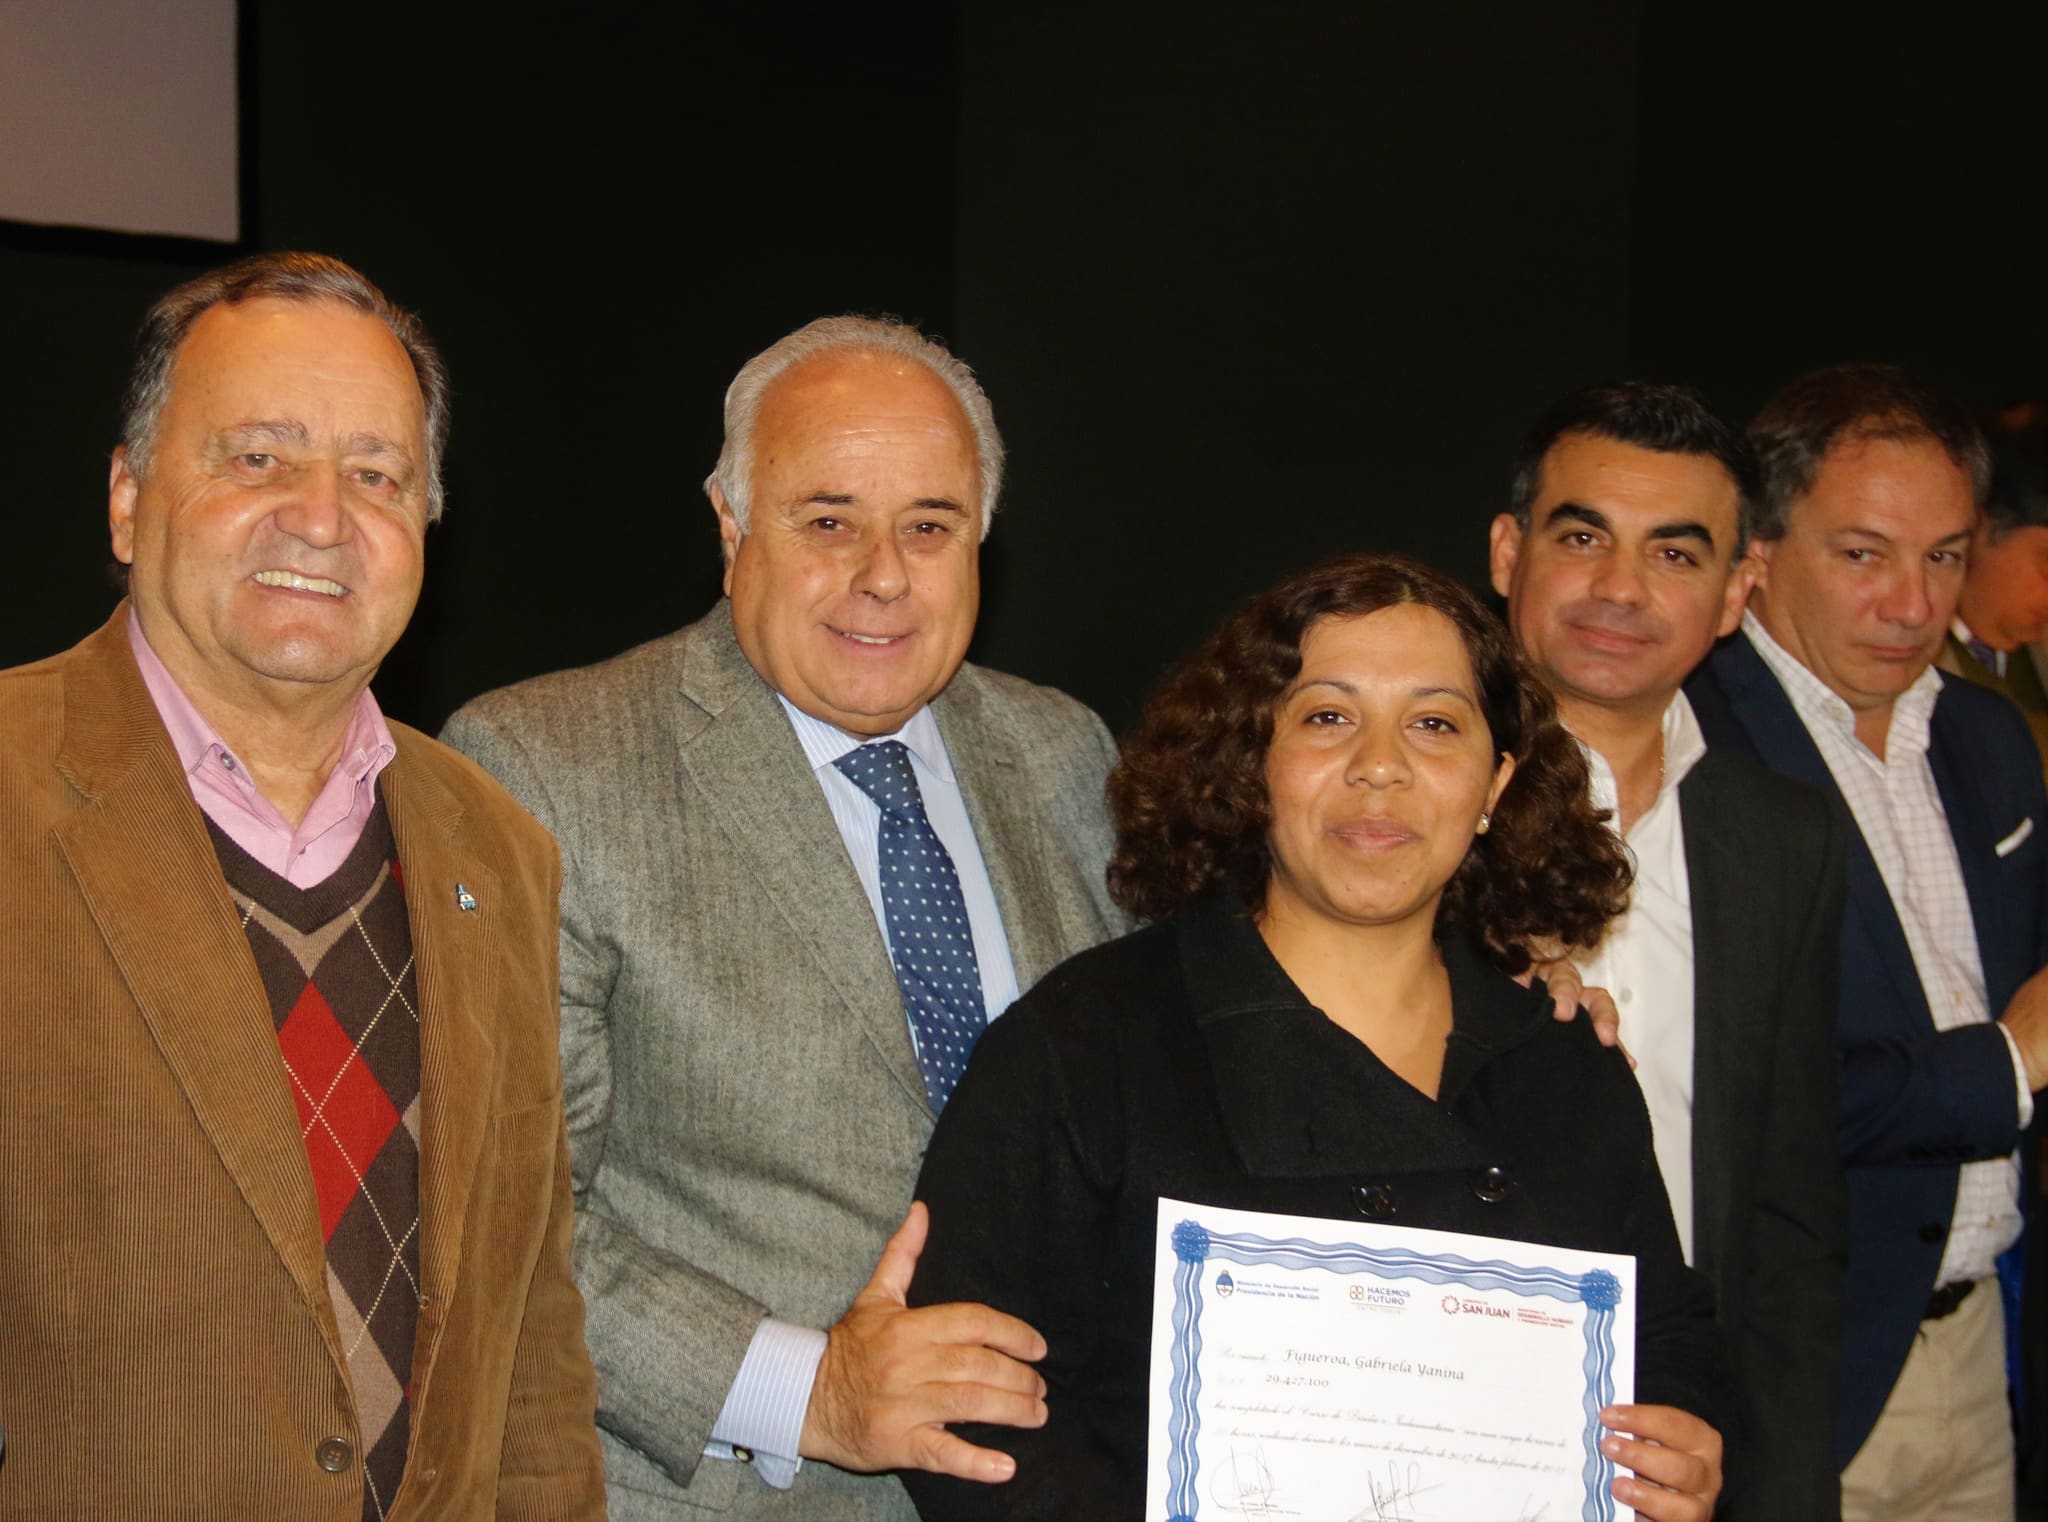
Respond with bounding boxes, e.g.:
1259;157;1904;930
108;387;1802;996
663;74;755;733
315;1436;353;1473
1469;1164;1515;1204
1356;1183;1396;1218
1918;1222;1946;1245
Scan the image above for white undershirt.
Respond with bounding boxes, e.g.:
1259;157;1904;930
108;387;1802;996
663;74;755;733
1571;694;1706;1263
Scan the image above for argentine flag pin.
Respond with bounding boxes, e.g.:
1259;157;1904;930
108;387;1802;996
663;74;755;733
455;883;478;913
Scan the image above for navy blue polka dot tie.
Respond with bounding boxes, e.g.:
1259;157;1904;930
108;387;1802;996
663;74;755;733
834;741;987;1111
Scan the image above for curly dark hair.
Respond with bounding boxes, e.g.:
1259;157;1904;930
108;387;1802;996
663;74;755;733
1107;553;1631;974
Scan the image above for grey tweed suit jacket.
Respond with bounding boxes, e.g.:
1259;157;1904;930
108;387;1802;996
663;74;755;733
442;601;1129;1521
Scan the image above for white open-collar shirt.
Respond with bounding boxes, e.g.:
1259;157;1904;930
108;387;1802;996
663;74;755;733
1570;693;1706;1263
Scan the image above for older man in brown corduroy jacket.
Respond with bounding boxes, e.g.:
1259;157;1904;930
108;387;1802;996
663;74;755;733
0;254;604;1521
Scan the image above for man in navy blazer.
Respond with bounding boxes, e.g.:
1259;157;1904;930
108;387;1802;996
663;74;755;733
1686;364;2048;1522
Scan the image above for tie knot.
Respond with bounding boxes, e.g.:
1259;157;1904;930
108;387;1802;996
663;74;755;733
834;740;925;817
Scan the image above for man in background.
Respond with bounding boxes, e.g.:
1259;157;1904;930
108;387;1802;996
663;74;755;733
1941;402;2048;776
1490;380;1847;1520
445;316;1129;1520
1687;363;2048;1522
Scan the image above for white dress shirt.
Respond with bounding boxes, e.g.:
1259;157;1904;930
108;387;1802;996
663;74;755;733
1570;694;1706;1263
1744;613;2031;1289
705;698;1021;1487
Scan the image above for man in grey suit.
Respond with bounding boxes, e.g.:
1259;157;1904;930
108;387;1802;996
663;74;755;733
1488;381;1848;1521
443;317;1128;1520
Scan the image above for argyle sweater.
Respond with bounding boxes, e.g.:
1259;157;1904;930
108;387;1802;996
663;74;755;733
208;798;420;1521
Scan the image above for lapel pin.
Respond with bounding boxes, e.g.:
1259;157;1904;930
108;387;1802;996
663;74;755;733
455;883;478;913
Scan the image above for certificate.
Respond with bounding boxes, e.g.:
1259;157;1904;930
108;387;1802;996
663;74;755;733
1145;1198;1636;1522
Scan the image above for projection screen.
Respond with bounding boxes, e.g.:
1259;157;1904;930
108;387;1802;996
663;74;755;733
0;0;239;244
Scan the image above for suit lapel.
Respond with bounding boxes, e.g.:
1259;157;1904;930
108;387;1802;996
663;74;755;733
675;609;929;1113
1705;635;1928;1020
1677;756;1746;1255
1926;688;2021;1006
1949;636;2048;787
381;740;501;1378
933;671;1066;990
50;613;335;1341
1943;633;2019;707
2029;638;2048;701
1702;636;1835;793
2005;645;2048;715
1930;693;1998;906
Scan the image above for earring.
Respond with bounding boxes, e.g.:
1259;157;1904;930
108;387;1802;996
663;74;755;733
1476;811;1491;835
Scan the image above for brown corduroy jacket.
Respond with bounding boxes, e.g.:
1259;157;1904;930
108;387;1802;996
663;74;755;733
0;608;605;1520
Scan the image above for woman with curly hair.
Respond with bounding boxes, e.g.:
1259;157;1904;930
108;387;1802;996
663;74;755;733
902;553;1724;1522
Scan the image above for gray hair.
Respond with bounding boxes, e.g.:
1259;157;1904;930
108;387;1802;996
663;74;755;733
119;251;452;521
704;315;1004;539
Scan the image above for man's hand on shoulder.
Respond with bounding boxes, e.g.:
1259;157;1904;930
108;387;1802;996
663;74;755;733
1522;956;1633;1067
799;1202;1048;1482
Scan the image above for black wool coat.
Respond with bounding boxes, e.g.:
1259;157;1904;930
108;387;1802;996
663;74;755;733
904;897;1724;1522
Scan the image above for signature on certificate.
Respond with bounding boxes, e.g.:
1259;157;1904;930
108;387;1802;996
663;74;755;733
1350;1459;1444;1522
1210;1443;1288;1516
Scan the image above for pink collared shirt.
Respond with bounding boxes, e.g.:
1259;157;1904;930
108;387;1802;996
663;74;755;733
128;610;398;888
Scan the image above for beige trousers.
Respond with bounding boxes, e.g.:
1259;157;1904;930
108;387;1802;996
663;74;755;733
1841;1283;2015;1522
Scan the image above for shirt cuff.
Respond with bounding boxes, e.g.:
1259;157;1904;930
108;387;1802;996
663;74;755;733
704;1318;829;1490
1995;1021;2037;1128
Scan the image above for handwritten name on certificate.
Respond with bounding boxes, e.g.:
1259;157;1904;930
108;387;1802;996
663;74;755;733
1145;1199;1637;1522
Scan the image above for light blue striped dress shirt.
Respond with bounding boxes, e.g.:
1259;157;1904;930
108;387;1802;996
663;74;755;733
704;698;1021;1487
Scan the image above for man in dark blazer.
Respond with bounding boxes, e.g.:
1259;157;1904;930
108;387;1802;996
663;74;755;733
445;318;1129;1520
0;255;604;1519
1685;364;2048;1522
1489;381;1847;1521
